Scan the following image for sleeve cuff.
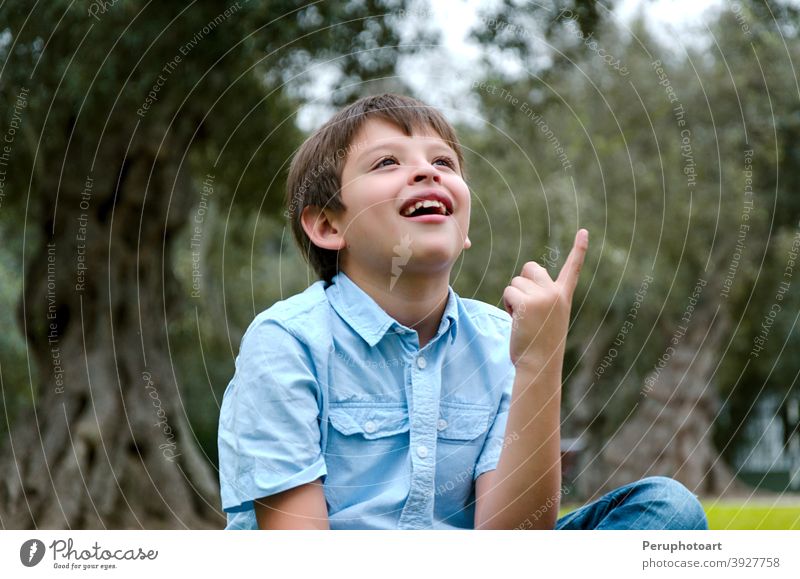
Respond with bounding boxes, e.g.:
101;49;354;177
222;459;328;513
473;436;503;480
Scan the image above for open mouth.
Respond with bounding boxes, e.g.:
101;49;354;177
400;199;452;218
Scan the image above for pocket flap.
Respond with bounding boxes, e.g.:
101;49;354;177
328;404;410;439
437;402;493;441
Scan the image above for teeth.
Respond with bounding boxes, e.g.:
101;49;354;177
402;199;448;216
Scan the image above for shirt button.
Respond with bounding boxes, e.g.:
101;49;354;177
416;445;429;459
364;420;377;434
437;419;448;431
416;356;427;369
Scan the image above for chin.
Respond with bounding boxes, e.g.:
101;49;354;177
404;251;460;274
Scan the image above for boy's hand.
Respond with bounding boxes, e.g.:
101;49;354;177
502;229;589;371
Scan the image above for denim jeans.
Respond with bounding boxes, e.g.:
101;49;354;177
556;476;708;530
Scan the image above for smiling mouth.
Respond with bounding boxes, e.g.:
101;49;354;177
400;199;451;218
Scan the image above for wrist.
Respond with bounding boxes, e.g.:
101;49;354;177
513;353;563;375
513;363;563;397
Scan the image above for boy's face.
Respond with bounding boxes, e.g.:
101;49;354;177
313;117;471;282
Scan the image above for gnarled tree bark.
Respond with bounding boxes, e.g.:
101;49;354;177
1;128;220;529
592;303;743;498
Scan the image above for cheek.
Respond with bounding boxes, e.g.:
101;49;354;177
454;183;471;215
457;192;471;233
343;205;398;239
343;178;398;214
449;176;470;200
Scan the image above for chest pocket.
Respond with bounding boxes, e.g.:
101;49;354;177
436;402;493;443
324;404;410;515
328;404;410;440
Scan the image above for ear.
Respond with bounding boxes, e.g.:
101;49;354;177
300;205;347;251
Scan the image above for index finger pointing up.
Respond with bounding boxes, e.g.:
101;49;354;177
556;229;589;297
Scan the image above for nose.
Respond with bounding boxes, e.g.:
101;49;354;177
409;162;441;185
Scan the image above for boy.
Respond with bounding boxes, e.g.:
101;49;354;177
218;93;707;530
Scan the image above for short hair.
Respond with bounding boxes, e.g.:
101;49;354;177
285;93;465;285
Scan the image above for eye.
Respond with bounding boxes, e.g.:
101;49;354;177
433;156;457;170
373;156;398;169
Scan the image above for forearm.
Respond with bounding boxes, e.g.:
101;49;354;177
254;479;331;530
476;362;562;529
479;229;587;529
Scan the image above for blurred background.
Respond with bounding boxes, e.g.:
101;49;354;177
0;0;798;529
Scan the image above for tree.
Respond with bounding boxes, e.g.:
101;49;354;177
462;2;800;498
0;0;411;529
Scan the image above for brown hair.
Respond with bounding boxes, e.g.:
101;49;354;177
285;93;465;285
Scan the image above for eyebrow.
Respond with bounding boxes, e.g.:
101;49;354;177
353;140;457;165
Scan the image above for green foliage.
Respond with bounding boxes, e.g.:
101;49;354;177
0;1;417;225
0;232;33;439
2;0;798;480
0;0;415;459
458;3;800;463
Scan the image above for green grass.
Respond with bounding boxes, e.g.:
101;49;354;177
702;501;800;530
559;501;800;529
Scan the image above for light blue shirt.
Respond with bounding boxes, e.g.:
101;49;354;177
218;271;516;529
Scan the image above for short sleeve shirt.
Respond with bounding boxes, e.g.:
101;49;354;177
218;271;516;529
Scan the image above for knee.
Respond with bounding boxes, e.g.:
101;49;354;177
633;476;708;530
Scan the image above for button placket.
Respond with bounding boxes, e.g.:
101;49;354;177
398;350;440;529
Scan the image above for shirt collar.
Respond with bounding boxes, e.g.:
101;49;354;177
327;271;459;348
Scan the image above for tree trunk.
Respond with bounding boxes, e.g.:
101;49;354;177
0;130;220;529
564;322;619;439
593;302;743;498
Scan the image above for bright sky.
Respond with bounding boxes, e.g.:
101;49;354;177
618;0;724;28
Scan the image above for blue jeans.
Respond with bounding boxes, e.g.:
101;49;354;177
556;476;708;530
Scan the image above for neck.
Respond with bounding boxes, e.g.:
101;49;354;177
341;263;451;348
